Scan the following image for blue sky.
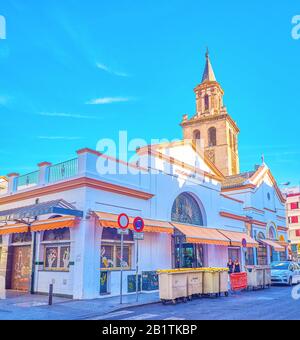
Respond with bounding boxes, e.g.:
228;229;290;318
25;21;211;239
0;0;299;186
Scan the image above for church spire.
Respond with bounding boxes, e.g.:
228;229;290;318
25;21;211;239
201;48;216;83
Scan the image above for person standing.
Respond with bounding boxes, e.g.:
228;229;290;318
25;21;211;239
227;259;234;275
233;258;241;273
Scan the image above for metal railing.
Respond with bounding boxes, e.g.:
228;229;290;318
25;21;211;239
17;171;39;190
48;158;78;183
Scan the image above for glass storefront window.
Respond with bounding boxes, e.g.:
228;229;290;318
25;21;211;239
12;232;32;244
42;228;71;272
246;248;255;266
257;245;268;265
175;243;203;268
101;243;132;270
44;244;70;271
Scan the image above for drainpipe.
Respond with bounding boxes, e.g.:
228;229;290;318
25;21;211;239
30;229;37;295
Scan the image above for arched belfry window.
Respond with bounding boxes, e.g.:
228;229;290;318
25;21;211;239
193;130;201;141
208;127;217;147
171;193;204;226
204;95;209;111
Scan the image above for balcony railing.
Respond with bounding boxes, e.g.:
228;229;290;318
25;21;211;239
17;171;39;191
48;158;78;183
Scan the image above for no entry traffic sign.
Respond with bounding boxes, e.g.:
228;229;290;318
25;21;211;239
133;217;144;233
118;213;130;230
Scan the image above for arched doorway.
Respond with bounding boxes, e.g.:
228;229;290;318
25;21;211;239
171;193;205;268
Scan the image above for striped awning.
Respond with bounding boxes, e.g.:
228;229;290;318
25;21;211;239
0;199;83;222
95;212;174;234
218;230;258;248
259;239;285;252
172;223;230;246
0;223;29;235
31;215;78;232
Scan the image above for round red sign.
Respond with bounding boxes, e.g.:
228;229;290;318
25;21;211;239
133;217;144;233
118;213;130;230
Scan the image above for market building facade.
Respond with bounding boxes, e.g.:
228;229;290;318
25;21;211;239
0;52;287;299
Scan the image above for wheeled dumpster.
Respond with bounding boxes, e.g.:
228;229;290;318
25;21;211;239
158;271;188;304
245;266;271;290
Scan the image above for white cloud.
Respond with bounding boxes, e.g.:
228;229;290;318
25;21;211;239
38;112;100;120
96;63;130;77
86;97;134;105
37;136;82;140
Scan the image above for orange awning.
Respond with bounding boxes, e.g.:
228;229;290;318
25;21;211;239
95;212;174;234
259;239;285;252
31;216;78;232
172;223;230;246
0;223;29;235
218;230;258;248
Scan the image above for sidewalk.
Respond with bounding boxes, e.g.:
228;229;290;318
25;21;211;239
0;291;160;320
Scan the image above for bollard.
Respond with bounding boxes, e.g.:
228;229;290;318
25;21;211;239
48;284;53;306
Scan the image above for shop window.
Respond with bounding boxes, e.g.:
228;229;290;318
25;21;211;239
102;227;133;242
228;248;240;262
245;248;255;266
43;228;70;242
280;251;287;261
42;228;71;272
175;243;203;269
101;243;132;270
11;232;32;244
172;193;204;226
291;202;299;210
257;245;268;265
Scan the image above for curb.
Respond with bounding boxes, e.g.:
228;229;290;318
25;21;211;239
80;300;161;320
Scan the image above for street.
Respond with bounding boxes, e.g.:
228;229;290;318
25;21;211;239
93;286;300;321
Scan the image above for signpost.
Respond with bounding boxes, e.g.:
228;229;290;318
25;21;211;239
117;213;129;304
133;217;144;302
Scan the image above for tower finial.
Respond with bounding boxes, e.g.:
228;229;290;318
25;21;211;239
201;48;216;83
206;47;209;59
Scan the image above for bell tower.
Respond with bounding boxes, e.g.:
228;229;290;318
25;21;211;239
181;50;240;176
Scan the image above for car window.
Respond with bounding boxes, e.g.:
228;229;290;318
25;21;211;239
294;264;300;270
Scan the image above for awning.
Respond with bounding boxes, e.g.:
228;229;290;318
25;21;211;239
95;212;174;234
259;239;285;252
31;216;78;232
218;230;258;248
0;223;29;235
0;199;83;222
172;223;230;246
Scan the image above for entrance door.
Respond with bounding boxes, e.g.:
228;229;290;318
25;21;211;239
11;246;31;291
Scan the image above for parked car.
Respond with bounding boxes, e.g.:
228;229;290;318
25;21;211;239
271;261;300;286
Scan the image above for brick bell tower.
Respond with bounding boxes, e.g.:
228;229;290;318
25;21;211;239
181;49;240;176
